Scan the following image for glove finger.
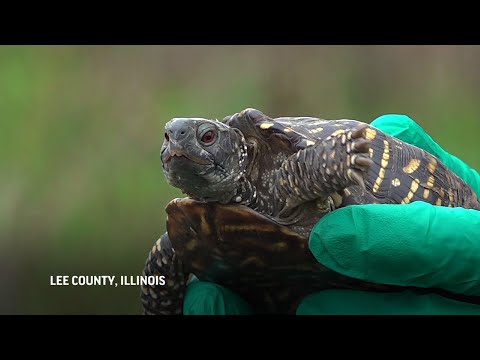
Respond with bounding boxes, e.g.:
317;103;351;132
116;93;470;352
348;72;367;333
183;280;254;315
296;289;480;315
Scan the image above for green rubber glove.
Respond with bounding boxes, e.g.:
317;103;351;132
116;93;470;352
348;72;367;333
297;114;480;315
184;279;254;315
184;114;480;315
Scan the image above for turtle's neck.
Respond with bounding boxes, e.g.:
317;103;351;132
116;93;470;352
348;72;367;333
233;177;260;209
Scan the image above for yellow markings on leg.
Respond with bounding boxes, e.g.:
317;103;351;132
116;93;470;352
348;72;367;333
402;178;420;204
305;140;316;147
391;178;401;187
259;122;274;130
403;159;421;174
381;140;390;168
153;238;162;253
365;128;377;140
373;141;390;193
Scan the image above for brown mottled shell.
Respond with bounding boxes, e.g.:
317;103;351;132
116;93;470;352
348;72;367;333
165;197;399;314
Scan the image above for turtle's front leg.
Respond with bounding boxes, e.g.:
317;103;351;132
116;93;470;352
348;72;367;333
274;124;373;216
141;233;189;315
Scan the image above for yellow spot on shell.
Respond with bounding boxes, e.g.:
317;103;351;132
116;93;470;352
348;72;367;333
423;189;430;199
448;191;454;206
373;168;386;193
309;127;324;133
273;242;288;251
200;213;210;236
427;157;438;174
436;198;442;206
426;175;435;188
402;179;420;204
240;256;266;268
369;148;374;158
391;178;401;187
403;159;421;174
381;140;390;168
365;128;377;140
331;129;346;137
260;122;274;129
410;178;420;193
305;140;316;146
402;192;413;204
185;240;198;251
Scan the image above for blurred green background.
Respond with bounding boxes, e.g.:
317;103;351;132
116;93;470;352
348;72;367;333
1;45;479;314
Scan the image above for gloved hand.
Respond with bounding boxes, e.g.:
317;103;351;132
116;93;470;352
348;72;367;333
183;114;480;315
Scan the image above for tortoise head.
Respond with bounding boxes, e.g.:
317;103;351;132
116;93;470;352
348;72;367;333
161;117;248;203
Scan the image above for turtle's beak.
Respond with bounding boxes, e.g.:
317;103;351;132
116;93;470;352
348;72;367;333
162;141;212;165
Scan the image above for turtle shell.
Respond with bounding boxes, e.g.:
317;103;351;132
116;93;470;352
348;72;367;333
224;108;362;152
164;197;397;314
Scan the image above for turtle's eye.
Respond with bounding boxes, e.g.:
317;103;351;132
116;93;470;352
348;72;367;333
200;130;216;145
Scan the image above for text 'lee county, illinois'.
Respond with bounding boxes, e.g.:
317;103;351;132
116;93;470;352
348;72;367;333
50;275;166;287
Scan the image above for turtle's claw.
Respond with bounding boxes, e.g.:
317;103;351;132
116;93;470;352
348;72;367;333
332;126;372;190
347;168;366;190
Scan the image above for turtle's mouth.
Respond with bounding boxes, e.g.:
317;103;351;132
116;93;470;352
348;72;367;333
162;147;212;166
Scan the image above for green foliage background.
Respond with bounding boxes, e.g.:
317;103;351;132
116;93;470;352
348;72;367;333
1;45;479;314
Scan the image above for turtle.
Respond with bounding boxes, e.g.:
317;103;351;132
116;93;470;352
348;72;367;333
141;108;480;315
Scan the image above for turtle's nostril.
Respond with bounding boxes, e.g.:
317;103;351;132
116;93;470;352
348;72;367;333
166;119;191;140
165;132;170;142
